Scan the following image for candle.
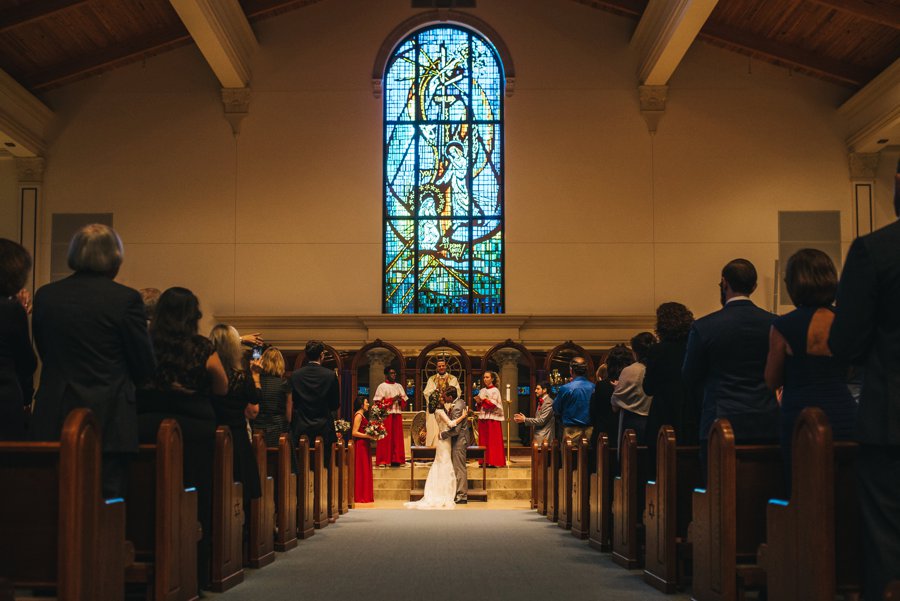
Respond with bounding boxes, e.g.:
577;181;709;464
506;384;510;403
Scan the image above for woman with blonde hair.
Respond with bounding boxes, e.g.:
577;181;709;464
254;346;292;447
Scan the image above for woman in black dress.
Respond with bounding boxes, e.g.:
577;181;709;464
0;239;36;441
137;286;227;590
254;346;292;447
765;248;857;491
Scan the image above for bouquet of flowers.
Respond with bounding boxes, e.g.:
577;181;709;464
334;419;350;434
364;420;387;441
369;401;389;422
427;389;443;413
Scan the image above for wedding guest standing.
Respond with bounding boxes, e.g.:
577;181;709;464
32;224;155;498
373;366;408;467
476;371;506;467
611;332;655;447
554;357;595;443
291;340;340;464
351;395;375;503
0;239;36;441
765;249;856;490
513;381;554;444
254;346;292;447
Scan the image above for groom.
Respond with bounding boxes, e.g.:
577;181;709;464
440;387;473;504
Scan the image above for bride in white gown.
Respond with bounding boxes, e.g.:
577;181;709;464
404;406;468;510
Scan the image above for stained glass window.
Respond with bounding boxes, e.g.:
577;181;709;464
383;25;504;314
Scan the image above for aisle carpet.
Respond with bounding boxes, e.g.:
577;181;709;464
213;509;691;601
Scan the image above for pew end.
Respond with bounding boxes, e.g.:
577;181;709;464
249;431;275;569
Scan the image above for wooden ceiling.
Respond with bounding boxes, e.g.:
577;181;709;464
0;0;898;95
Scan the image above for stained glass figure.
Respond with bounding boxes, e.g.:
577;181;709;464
383;25;504;314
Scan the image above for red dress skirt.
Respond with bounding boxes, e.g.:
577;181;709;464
479;419;506;467
376;413;405;465
354;417;374;503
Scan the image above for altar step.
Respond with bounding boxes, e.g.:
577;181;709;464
371;464;532;501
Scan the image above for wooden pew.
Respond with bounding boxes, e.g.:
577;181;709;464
266;434;297;552
643;426;701;593
757;407;860;601
295;436;315;539
546;440;559;522
311;438;328;529
588;433;614;552
211;426;244;592
689;419;784;601
346;440;355;511
248;431;275;569
0;408;129;600
409;446;488;501
126;418;201;601
612;429;640;568
326;442;340;523
531;441;540;510
558;437;576;530
536;441;548;515
338;440;350;514
571;437;591;539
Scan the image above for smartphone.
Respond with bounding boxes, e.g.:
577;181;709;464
251;345;265;360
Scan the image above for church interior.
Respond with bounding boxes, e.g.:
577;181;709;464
1;0;899;599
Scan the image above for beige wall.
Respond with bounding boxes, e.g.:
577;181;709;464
32;0;895;341
0;158;17;241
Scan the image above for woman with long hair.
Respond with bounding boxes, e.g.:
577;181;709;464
351;395;376;503
611;332;656;447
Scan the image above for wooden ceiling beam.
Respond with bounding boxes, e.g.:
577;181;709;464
170;0;258;88
632;0;719;85
0;0;89;33
808;0;900;30
240;0;325;21
699;20;874;86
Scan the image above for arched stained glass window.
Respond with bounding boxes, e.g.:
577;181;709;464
383;25;504;314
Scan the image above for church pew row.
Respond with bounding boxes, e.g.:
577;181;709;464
558;437;576;530
0;408;129;600
408;446;488;501
266;434;298;552
756;407;860;601
126;419;200;601
531;442;540;511
546;441;560;522
310;438;328;529
643;426;701;593
571;437;591;539
340;440;353;514
588;433;614;552
248;432;275;569
689;418;784;601
211;426;244;592
536;441;548;515
611;431;649;569
296;436;315;539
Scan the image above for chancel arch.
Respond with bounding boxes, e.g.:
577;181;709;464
350;339;406;402
380;17;508;315
482;339;536;446
544;341;596;392
415;338;472;411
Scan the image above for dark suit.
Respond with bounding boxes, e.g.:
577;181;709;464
291;362;340;459
0;298;37;440
644;339;701;447
32;271;155;497
830;219;900;598
682;299;778;445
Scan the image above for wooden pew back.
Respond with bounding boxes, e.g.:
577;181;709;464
248;431;275;568
558;437;575;530
588;433;614;552
546;441;559;522
346;440;355;510
612;429;643;569
296;436;315;539
211;426;244;592
571;437;591;539
267;434;297;552
327;442;339;523
530;442;540;510
536;441;548;515
126;419;200;601
311;438;327;529
0;408;128;600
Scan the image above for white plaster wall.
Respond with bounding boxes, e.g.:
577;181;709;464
34;0;879;333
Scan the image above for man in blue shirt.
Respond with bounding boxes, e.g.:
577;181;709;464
554;357;595;442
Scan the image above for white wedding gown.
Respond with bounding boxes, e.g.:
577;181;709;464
404;409;458;510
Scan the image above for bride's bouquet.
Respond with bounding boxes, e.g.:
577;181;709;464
364;421;387;441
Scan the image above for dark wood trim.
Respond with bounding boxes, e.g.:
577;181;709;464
809;0;900;30
0;0;89;32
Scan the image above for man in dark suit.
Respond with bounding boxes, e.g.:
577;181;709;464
291;340;340;462
829;164;900;598
682;259;778;477
32;224;155;498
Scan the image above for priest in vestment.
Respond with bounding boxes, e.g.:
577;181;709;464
422;359;462;446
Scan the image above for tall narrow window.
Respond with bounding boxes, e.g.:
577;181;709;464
383;25;504;314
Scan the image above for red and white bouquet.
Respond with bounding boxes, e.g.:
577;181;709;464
364;421;387;441
369;401;389;422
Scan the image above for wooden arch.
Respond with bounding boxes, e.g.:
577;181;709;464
371;10;516;99
293;342;344;373
482;339;537;416
415;338;472;411
349;339;406;400
544;341;596;383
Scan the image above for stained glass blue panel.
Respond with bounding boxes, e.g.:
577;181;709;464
384;25;503;314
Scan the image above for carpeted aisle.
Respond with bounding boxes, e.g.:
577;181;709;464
212;509;691;601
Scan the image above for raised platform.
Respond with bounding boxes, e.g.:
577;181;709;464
373;463;531;501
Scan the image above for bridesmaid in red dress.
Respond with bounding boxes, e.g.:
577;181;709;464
352;395;376;503
476;371;506;467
